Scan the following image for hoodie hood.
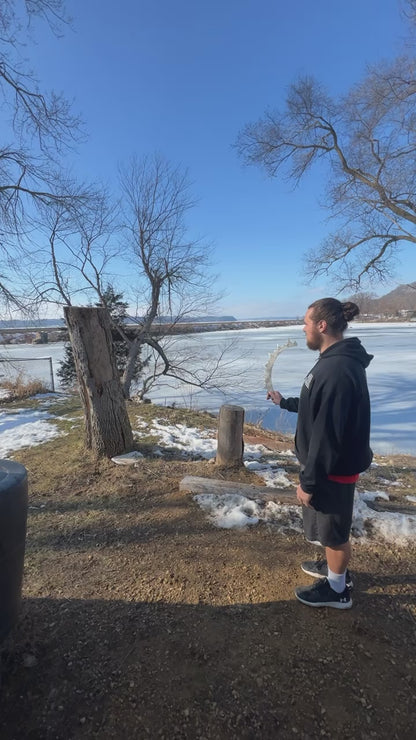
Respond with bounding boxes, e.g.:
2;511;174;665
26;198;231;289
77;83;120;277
320;337;373;368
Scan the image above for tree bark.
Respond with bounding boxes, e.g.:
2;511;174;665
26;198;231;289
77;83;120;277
216;404;244;467
122;335;143;398
64;306;133;458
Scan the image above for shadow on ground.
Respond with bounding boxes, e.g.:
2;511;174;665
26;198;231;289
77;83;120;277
1;585;415;740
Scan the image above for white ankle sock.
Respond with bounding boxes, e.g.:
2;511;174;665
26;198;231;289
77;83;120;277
327;568;346;593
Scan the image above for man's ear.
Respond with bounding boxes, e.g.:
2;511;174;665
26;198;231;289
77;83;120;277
318;320;327;334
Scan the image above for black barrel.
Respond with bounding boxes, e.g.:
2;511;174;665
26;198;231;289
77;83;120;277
0;460;28;643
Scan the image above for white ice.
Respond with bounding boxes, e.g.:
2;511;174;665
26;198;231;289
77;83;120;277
2;322;415;454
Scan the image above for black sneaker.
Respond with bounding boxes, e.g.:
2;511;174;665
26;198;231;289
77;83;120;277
301;559;353;588
295;578;352;609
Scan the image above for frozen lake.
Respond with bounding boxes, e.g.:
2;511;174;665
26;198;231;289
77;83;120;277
1;322;415;456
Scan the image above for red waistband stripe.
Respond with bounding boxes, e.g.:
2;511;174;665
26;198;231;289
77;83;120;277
328;473;360;483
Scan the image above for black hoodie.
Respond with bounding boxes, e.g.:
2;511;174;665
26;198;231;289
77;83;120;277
280;337;373;495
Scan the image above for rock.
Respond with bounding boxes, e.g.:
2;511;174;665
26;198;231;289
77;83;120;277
111;451;144;465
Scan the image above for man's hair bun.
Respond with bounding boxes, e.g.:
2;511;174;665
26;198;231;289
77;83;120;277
342;302;360;322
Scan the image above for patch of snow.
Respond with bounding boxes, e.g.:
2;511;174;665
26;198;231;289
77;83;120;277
255;467;292;488
194;492;302;533
194;478;416;545
134;417;274;462
244;460;269;471
351;491;416;545
376;478;403;486
243;444;269;459
262;501;303;533
0;407;63;458
362;491;390;502
194;493;260;529
135;417;217;459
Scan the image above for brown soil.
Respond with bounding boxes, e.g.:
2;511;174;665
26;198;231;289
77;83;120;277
1;421;415;740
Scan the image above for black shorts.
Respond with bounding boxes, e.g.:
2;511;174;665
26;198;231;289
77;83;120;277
302;478;355;548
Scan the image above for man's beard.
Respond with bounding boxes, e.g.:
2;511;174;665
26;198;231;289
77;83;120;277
306;336;322;351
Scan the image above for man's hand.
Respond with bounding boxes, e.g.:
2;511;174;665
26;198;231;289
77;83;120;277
296;484;313;507
267;390;282;405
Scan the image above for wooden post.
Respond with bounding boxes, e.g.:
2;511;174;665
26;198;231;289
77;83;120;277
216;404;244;467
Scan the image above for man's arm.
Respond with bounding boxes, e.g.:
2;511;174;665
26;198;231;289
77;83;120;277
267;391;299;413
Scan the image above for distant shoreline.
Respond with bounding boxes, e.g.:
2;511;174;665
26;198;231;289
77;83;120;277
0;316;414;346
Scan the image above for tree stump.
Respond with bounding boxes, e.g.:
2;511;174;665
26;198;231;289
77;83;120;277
64;306;133;458
216;404;244;467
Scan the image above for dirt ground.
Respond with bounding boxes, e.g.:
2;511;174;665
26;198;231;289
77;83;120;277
0;412;415;740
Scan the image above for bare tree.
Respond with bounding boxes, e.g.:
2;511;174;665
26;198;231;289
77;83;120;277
403;0;416;24
117;154;222;398
12;143;240;421
347;291;377;316
26;188;120;308
129;333;245;402
236;20;416;290
0;0;89;307
23;162;238;435
16;191;137;458
0;2;135;459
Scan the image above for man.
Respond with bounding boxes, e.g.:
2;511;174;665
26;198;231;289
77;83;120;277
268;298;373;609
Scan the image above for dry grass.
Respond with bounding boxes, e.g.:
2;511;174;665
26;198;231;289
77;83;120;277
0;371;48;401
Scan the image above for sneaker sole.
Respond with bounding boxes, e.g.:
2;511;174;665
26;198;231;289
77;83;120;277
295;592;353;609
300;565;353;589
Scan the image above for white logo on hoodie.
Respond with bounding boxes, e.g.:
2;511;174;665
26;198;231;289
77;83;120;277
303;372;314;390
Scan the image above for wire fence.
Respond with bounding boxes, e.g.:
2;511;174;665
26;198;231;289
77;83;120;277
0;356;56;392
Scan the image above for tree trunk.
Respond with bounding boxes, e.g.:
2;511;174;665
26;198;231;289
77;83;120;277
121;336;143;398
64;306;133;458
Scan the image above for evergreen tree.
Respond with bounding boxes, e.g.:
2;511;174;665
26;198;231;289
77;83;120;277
57;286;144;389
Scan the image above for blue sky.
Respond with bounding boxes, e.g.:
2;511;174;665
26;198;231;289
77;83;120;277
29;0;416;318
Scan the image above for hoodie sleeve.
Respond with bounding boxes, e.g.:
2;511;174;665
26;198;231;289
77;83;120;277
279;397;299;413
299;373;355;494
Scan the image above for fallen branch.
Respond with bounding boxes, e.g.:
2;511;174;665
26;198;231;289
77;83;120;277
364;499;416;515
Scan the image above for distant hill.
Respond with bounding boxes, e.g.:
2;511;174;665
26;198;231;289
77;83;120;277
371;282;416;314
